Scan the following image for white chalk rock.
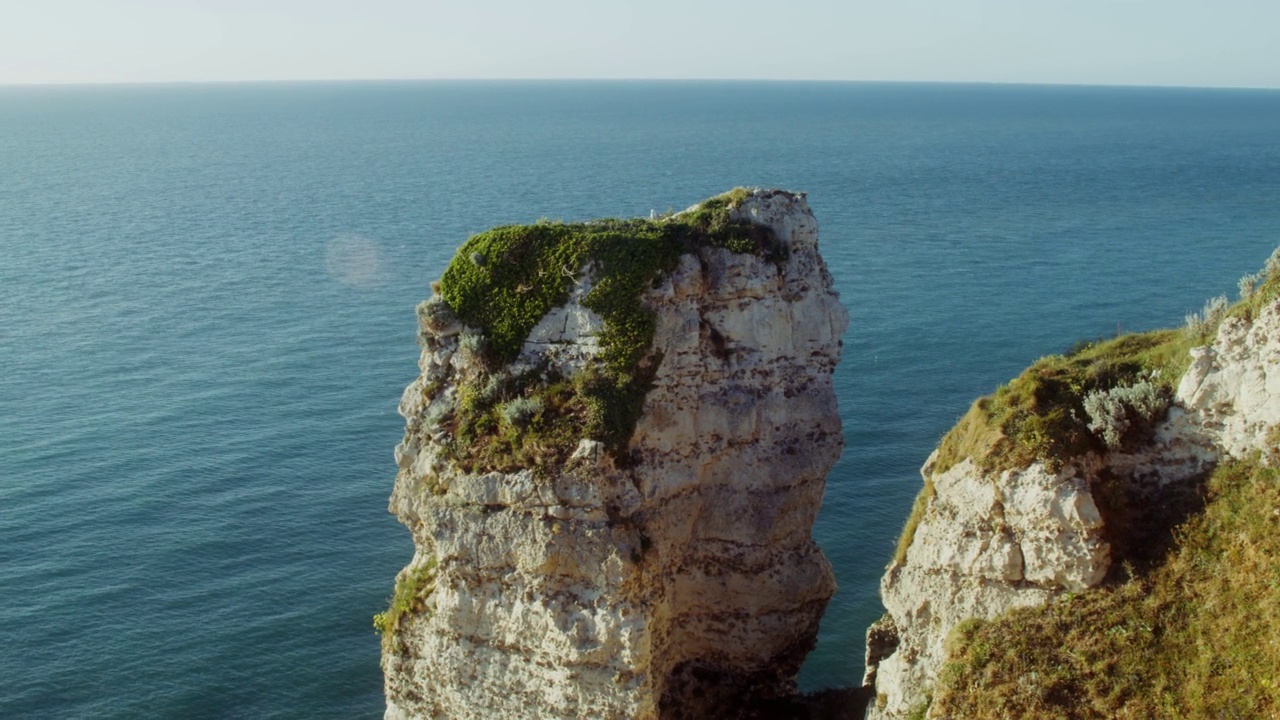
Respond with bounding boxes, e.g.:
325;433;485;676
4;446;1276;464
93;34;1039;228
383;190;848;719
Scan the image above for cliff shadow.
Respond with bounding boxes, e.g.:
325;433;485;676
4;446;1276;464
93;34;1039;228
1090;465;1210;581
657;660;872;720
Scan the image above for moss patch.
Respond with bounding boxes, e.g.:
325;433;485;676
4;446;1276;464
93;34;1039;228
932;456;1280;719
435;189;782;472
439;189;780;368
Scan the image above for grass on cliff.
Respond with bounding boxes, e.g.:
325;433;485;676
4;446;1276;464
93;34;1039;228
445;362;661;471
1225;246;1280;326
433;188;784;472
931;455;1280;719
373;558;437;653
889;328;1195;565
932;329;1197;477
439;187;777;367
890;248;1280;565
891;479;936;567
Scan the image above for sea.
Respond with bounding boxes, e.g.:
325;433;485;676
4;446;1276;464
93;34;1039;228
3;81;1279;718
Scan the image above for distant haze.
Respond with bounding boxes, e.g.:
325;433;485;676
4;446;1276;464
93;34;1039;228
2;0;1277;88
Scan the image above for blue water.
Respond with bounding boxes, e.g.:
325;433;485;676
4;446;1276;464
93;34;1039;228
3;81;1279;718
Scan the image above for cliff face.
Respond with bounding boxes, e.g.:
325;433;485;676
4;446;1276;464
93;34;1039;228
865;455;1111;718
865;298;1280;719
382;190;848;719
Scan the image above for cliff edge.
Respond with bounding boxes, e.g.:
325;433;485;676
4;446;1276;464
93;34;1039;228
866;256;1280;718
381;189;849;719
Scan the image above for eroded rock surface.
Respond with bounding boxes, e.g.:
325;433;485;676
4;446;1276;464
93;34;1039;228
383;190;848;719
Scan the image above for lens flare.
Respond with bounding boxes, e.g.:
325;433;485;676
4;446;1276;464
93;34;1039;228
324;234;385;288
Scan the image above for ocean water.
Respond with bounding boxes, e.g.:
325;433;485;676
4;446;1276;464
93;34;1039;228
3;81;1279;718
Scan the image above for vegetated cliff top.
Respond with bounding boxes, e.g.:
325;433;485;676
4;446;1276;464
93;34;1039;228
892;256;1280;567
438;187;784;368
911;251;1280;718
418;188;789;473
932;253;1280;479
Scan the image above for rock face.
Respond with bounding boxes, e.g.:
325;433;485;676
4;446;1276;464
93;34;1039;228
1176;306;1280;457
383;190;849;719
864;300;1280;719
865;456;1110;718
866;453;1114;718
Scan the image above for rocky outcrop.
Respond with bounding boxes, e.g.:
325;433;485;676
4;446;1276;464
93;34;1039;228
866;456;1110;717
1176;305;1280;457
865;299;1280;719
382;190;848;719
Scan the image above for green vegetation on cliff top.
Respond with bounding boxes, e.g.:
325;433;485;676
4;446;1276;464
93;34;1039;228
888;249;1280;717
932;328;1195;477
890;327;1194;565
892;254;1280;565
432;188;783;471
440;188;781;368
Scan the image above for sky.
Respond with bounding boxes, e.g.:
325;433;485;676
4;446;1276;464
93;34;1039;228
1;0;1277;88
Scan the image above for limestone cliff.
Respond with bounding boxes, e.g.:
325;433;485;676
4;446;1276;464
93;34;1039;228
865;288;1280;718
382;189;848;719
864;456;1111;719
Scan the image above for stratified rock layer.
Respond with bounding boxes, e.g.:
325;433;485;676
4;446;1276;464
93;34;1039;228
865;300;1280;719
384;190;849;719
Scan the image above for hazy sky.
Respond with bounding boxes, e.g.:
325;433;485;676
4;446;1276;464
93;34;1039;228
2;0;1277;87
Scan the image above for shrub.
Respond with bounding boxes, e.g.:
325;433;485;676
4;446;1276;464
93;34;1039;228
1184;294;1229;339
1265;246;1280;277
456;331;490;372
475;371;508;406
421;400;451;433
1206;293;1229;323
416;296;460;339
446;366;591;475
1082;380;1171;450
498;396;543;429
1226;244;1280;325
1238;271;1263;301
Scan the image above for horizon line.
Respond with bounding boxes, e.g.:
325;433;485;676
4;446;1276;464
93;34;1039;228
2;77;1278;92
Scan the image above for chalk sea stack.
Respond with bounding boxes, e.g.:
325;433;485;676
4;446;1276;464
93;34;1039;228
381;189;849;719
